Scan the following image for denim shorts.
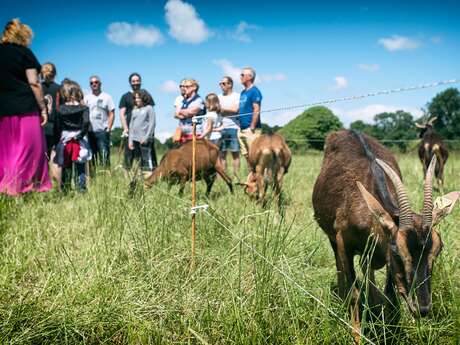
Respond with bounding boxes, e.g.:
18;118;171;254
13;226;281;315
219;128;240;152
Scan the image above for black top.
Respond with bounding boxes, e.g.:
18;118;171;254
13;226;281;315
54;104;90;143
42;81;61;135
119;89;154;127
0;43;41;116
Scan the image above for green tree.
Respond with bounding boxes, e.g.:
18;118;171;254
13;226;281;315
261;122;282;134
349;120;377;137
373;111;417;152
427;88;460;139
278;106;343;150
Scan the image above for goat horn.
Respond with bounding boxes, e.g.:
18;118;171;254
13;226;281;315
422;155;437;229
376;159;413;229
428;116;437;125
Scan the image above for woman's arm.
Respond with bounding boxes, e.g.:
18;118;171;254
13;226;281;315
26;68;47;126
145;106;156;142
178;106;202;119
78;108;90;139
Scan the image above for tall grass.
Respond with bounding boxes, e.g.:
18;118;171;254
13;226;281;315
0;152;459;344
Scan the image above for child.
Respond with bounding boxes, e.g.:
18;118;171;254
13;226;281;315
53;79;91;193
128;90;156;179
201;93;223;145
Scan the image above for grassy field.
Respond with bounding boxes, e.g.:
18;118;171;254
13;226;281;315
1;151;460;344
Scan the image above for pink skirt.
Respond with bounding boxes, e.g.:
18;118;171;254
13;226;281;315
0;112;52;195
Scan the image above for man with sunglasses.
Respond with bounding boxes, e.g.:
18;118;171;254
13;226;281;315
84;75;115;168
119;73;155;170
238;67;262;162
218;76;240;176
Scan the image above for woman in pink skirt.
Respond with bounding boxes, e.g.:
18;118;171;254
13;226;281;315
0;18;51;195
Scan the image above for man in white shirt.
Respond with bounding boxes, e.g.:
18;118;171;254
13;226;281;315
218;76;240;176
84;75;115;167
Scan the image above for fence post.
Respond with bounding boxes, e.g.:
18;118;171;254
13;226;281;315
191;120;197;269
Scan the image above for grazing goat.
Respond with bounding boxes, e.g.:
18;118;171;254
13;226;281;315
312;130;458;337
240;133;291;206
144;139;233;196
417;117;448;190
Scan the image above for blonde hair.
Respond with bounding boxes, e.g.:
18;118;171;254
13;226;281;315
184;78;199;92
60;79;84;104
41;62;57;82
205;93;221;113
1;18;33;47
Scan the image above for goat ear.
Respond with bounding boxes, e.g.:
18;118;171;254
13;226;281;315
415;122;426;129
356;181;397;236
432;191;459;226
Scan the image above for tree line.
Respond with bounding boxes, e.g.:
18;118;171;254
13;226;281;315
111;88;460;153
276;87;460;152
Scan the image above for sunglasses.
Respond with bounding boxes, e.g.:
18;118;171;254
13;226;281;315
183;85;193;88
220;81;231;85
90;81;100;85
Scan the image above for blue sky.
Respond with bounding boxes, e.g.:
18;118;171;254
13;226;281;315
3;0;460;141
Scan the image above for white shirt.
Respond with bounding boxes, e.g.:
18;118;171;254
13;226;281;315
218;92;240;129
84;92;115;132
206;111;223;141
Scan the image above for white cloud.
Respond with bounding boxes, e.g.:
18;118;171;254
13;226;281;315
378;35;421;52
332;76;348;90
430;36;442;44
156;131;173;143
213;59;241;81
265;110;299;127
331;104;424;126
161;80;179;93
258;73;287;83
358;63;380;72
213;59;286;84
107;22;163;47
230;21;259;43
165;0;213;44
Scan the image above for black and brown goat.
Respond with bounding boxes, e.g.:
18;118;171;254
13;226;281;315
144;140;233;196
416;117;448;190
239;133;291;206
312;130;458;335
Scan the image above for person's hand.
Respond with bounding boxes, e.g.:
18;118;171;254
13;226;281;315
40;108;48;127
128;142;134;150
140;139;145;145
122;129;129;138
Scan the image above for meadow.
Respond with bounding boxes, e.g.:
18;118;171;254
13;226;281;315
1;150;459;344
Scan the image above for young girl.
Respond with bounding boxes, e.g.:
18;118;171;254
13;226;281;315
128;90;156;179
201;93;223;145
53;79;91;192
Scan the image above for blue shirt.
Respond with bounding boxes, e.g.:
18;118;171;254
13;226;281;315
238;86;262;130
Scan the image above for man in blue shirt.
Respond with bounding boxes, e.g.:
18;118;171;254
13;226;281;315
238;67;262;161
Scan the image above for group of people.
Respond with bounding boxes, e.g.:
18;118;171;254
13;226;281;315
172;68;263;177
0;18;264;196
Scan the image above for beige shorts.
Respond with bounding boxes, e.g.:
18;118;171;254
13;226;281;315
238;128;262;156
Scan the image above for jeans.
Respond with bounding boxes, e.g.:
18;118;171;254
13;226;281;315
62;162;86;193
125;139;157;170
132;141;155;171
89;131;110;167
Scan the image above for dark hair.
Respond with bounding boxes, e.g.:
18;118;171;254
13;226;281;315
133;90;150;105
223;76;233;86
129;72;141;83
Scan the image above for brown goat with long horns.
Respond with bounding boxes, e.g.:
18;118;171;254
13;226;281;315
312;130;458;336
416;116;448;190
144;140;233;196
